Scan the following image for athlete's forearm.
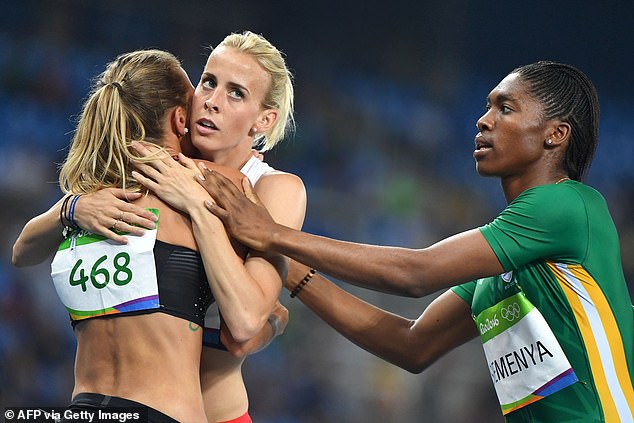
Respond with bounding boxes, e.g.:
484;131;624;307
287;261;478;373
12;196;66;267
286;264;430;372
189;204;279;343
269;224;429;297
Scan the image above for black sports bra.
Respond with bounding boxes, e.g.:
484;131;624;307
152;239;213;326
72;239;213;328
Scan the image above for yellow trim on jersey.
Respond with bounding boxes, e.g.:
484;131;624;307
547;261;634;422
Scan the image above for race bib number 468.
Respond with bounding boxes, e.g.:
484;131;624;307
51;209;160;320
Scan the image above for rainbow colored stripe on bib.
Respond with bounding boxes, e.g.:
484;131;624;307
66;294;160;321
500;367;578;414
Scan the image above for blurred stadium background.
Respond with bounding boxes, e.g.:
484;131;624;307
1;1;632;422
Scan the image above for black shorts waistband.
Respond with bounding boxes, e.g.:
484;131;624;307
65;392;178;423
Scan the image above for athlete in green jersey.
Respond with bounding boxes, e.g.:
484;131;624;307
139;61;634;422
453;180;633;421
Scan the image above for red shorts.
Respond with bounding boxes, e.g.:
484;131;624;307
217;412;252;423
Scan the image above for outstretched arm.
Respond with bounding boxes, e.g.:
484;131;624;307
199;169;503;298
12;189;157;267
12;195;67;267
284;259;478;373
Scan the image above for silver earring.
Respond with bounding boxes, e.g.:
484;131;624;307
183;127;189;134
547;139;553;145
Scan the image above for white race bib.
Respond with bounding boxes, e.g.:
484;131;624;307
51;210;160;321
476;292;578;415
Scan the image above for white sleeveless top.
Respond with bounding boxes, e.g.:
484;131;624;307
241;156;276;186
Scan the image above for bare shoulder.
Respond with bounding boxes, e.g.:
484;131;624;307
255;171;307;229
254;171;306;198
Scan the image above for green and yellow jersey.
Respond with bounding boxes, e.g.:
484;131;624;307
453;181;633;422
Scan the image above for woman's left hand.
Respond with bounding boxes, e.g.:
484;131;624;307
130;142;210;213
74;188;158;243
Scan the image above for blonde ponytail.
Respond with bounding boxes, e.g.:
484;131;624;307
59;49;190;194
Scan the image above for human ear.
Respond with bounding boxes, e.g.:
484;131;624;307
172;106;189;137
253;108;278;134
545;121;571;147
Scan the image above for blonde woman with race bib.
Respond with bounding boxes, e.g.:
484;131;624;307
44;49;250;422
13;32;307;423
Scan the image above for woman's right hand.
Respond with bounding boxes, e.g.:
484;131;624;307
130;142;211;214
74;188;158;243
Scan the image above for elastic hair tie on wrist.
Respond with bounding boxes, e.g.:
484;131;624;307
290;268;317;298
68;194;82;228
59;194;73;235
268;314;282;338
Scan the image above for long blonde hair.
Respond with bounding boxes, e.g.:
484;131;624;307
59;49;191;194
218;31;295;152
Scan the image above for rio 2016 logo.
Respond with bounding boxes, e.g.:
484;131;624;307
479;314;499;335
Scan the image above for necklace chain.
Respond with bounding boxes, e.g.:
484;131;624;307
555;177;570;184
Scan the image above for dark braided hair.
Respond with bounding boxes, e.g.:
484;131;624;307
512;61;599;181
